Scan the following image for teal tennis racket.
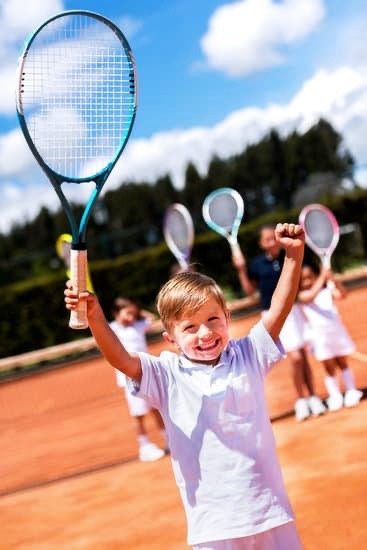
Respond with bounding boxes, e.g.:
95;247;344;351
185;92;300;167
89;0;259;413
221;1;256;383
202;187;244;260
16;10;137;329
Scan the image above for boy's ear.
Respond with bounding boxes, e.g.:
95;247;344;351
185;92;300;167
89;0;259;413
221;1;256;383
162;331;177;346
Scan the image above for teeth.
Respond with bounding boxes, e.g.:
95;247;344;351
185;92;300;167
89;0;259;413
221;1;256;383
199;341;217;351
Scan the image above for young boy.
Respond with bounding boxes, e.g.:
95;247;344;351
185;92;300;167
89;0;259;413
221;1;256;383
65;223;304;549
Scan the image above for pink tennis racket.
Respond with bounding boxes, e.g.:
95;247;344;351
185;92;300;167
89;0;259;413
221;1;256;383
299;203;340;269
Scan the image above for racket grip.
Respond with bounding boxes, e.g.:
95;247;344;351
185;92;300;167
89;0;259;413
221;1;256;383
322;256;331;270
230;241;244;261
69;248;89;330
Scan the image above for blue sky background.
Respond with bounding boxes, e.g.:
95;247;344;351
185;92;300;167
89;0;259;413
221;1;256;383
1;0;367;232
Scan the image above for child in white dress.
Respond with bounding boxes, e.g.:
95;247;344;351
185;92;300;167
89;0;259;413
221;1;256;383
233;224;326;421
110;297;167;461
298;264;362;411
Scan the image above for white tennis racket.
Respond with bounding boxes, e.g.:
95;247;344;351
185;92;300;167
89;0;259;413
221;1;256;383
299;203;340;269
163;203;194;271
202;187;244;259
16;11;137;329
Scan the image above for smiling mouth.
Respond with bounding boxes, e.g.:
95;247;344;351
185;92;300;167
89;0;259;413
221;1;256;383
197;339;220;352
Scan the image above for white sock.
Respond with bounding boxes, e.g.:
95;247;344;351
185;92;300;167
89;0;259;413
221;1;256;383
137;435;150;447
341;368;356;391
324;375;341;397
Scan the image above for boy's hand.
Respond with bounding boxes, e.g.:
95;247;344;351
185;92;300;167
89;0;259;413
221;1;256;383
232;250;246;270
64;280;99;316
274;223;304;252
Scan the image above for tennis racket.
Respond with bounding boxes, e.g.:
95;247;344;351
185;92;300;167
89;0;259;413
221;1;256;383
299;203;340;269
163;203;194;271
16;10;137;329
202;187;244;259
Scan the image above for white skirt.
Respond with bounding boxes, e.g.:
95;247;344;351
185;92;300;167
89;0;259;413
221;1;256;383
116;369;150;416
263;304;308;353
307;322;355;361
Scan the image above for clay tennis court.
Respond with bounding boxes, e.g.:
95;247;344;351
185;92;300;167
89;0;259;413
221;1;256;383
1;280;367;549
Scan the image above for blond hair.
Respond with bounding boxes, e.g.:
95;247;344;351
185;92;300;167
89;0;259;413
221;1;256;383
157;271;228;331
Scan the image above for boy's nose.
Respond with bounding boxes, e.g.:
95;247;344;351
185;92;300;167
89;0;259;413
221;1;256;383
197;324;210;338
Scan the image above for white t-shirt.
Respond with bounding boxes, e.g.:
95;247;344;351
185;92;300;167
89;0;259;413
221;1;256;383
128;321;294;546
110;319;150;388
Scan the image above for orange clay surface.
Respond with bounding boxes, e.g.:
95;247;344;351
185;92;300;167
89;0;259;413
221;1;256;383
1;285;367;549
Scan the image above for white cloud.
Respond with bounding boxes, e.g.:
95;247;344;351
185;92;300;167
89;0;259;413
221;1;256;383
0;0;64;49
0;128;35;176
102;65;367;189
1;63;367;232
0;0;65;114
114;15;143;41
200;0;325;76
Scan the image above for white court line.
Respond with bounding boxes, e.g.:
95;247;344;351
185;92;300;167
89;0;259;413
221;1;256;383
351;351;367;363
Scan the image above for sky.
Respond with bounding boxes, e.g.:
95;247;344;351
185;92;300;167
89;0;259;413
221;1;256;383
1;0;367;234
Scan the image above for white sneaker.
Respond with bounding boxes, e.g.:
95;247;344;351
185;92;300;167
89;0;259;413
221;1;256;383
295;398;310;421
308;396;327;416
139;442;165;462
344;389;363;408
327;393;344;412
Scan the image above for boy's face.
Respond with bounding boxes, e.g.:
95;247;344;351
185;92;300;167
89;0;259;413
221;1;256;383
115;304;139;327
164;296;229;365
259;227;281;258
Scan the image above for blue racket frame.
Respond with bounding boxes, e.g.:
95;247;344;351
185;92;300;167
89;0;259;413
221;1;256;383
16;10;137;249
202;187;244;254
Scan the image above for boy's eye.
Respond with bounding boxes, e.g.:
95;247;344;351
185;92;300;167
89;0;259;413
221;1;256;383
183;324;195;332
208;316;219;322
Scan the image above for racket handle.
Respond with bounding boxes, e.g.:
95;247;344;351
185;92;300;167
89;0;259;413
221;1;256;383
322;256;335;290
178;257;189;272
69;248;89;330
322;256;331;270
230;241;244;261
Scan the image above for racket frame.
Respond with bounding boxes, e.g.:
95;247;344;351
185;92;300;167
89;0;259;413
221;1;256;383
299;203;340;269
202;187;244;258
163;203;194;271
16;10;137;328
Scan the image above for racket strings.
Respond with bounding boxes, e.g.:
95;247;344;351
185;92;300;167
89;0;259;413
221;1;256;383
207;194;239;231
304;210;335;249
165;211;192;254
19;14;136;179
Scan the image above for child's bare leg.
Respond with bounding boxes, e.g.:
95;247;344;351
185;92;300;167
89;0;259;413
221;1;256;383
133;414;147;437
289;348;325;420
299;348;315;396
323;358;337;377
288;349;308;397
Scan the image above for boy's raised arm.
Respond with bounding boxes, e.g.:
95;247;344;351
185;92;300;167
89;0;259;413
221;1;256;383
64;283;142;381
262;223;304;342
